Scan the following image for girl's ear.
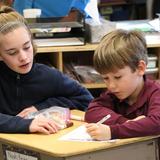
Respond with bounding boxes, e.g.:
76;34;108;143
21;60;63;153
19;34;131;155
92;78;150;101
137;60;147;75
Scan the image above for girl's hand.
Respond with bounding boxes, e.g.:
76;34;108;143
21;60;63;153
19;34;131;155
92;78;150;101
17;106;38;118
85;123;111;141
29;115;59;134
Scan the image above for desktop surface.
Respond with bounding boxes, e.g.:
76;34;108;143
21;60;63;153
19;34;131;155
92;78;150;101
0;110;159;158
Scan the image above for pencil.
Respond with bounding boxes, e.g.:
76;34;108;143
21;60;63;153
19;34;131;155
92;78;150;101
97;114;111;124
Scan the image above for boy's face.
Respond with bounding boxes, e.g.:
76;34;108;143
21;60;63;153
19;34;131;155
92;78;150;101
0;26;34;74
102;65;145;102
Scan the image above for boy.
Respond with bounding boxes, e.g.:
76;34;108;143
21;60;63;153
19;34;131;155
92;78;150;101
85;29;160;140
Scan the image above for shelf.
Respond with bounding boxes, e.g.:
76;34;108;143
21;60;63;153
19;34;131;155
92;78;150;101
99;1;127;7
146;68;159;74
36;43;98;53
82;83;106;89
82;68;159;89
36;35;160;53
34;38;84;47
35;42;160;93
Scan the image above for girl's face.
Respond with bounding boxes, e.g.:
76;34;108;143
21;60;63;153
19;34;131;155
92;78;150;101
102;65;145;104
0;26;34;74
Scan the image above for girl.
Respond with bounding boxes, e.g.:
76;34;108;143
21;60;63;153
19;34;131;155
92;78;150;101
0;6;93;134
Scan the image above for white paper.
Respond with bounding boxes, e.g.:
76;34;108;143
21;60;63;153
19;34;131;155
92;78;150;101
145;34;160;45
116;22;154;31
59;125;118;142
85;0;101;25
149;18;160;31
34;37;84;47
59;125;92;141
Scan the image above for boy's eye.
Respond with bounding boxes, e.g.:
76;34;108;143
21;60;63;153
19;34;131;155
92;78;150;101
115;76;121;79
103;77;109;81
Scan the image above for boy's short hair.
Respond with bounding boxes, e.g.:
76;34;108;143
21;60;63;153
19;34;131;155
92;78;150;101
94;29;148;74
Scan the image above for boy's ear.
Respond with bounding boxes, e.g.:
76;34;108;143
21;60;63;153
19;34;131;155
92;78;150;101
137;60;147;75
0;55;3;61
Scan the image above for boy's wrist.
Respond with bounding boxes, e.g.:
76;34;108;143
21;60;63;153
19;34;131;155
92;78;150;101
104;125;111;140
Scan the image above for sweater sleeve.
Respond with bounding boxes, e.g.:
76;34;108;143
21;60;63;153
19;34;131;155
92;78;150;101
35;71;93;111
0;113;33;133
110;90;160;139
85;92;128;124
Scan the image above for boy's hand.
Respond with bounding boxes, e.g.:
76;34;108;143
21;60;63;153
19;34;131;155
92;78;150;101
85;123;111;141
126;115;146;122
17;106;38;118
29;115;59;134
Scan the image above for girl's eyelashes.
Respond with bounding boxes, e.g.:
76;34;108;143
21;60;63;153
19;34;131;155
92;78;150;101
6;46;30;56
7;50;17;56
24;45;30;50
23;40;32;50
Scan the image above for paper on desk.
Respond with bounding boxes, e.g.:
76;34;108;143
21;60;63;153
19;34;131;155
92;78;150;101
59;125;117;142
149;18;160;32
59;125;92;141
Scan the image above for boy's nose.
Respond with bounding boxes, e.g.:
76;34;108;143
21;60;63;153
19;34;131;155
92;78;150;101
108;81;116;90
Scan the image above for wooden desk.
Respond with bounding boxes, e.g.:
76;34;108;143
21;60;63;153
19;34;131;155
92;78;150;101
0;110;159;160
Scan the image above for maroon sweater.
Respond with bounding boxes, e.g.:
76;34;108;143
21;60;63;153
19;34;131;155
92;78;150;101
85;78;160;139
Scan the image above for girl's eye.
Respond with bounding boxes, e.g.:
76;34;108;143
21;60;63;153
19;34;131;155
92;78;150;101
8;51;17;55
24;46;30;50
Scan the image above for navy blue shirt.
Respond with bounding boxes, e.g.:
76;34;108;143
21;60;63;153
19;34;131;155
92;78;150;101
0;62;93;133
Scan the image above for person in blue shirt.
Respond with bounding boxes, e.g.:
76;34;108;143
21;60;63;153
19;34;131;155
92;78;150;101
0;6;93;134
13;0;90;17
